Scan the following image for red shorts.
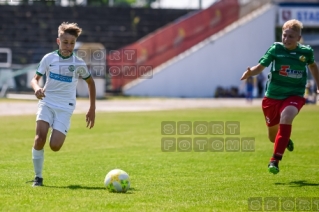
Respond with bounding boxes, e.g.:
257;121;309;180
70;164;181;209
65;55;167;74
262;96;306;127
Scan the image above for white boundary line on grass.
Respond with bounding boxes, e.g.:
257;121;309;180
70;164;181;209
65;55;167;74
0;98;262;116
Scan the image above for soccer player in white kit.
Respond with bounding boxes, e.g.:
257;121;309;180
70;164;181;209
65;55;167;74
30;22;96;186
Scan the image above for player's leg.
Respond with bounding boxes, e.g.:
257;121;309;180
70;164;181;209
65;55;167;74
34;120;50;150
33;121;49;185
262;97;281;142
32;124;49;187
269;96;305;174
49;108;71;151
49;130;66;151
32;108;52;187
267;122;294;150
262;97;282;174
271;105;298;156
267;122;281;174
281;106;295;152
267;124;278;143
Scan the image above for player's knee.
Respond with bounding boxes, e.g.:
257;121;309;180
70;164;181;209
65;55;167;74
34;135;46;149
49;140;63;151
50;143;62;152
34;137;46;150
267;131;276;143
280;107;298;124
35;134;46;142
280;115;294;124
268;135;275;143
49;131;65;151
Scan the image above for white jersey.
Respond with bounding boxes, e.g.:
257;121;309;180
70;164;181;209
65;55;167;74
36;50;91;112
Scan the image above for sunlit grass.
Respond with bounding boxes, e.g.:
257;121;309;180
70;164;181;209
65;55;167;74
0;105;319;211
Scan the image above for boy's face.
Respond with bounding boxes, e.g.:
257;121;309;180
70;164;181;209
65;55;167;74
282;28;301;50
57;33;76;57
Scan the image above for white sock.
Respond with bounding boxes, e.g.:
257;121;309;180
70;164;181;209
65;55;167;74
32;148;44;178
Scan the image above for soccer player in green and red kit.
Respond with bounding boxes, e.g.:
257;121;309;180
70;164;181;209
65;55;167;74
241;19;319;174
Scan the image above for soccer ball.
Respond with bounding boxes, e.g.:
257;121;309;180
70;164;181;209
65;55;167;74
104;169;130;193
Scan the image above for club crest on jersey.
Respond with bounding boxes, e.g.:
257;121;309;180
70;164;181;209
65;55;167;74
68;65;75;72
299;55;306;62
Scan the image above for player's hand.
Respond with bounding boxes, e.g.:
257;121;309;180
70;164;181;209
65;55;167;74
34;88;45;100
240;67;252;80
86;108;95;129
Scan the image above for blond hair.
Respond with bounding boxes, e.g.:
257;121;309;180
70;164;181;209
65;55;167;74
58;22;82;38
282;19;303;35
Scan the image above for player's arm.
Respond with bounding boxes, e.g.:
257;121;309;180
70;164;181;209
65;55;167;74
32;55;48;100
308;62;319;93
31;74;45;100
241;43;275;81
85;76;96;129
240;64;266;80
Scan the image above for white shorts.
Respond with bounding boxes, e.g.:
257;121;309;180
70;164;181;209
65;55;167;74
36;103;72;135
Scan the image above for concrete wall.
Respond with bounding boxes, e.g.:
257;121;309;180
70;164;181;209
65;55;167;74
123;4;277;98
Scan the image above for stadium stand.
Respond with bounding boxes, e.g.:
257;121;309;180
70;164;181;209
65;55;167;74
0;5;194;65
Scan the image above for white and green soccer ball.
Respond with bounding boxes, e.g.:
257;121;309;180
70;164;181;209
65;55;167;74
104;169;130;193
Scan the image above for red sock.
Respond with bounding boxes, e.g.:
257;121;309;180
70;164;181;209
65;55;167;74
270;124;292;162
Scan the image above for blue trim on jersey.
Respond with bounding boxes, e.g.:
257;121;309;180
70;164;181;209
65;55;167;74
49;71;72;83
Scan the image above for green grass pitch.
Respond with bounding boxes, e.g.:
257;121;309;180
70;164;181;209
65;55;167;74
0;105;319;211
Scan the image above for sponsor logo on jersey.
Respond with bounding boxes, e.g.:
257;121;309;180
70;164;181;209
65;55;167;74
290;52;296;54
299;55;306;62
49;71;72;82
279;65;303;78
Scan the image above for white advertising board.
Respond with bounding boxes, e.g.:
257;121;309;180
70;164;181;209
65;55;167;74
278;6;319;27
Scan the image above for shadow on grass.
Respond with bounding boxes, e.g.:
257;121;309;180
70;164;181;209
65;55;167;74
275;180;319;187
45;184;105;190
44;184;137;193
